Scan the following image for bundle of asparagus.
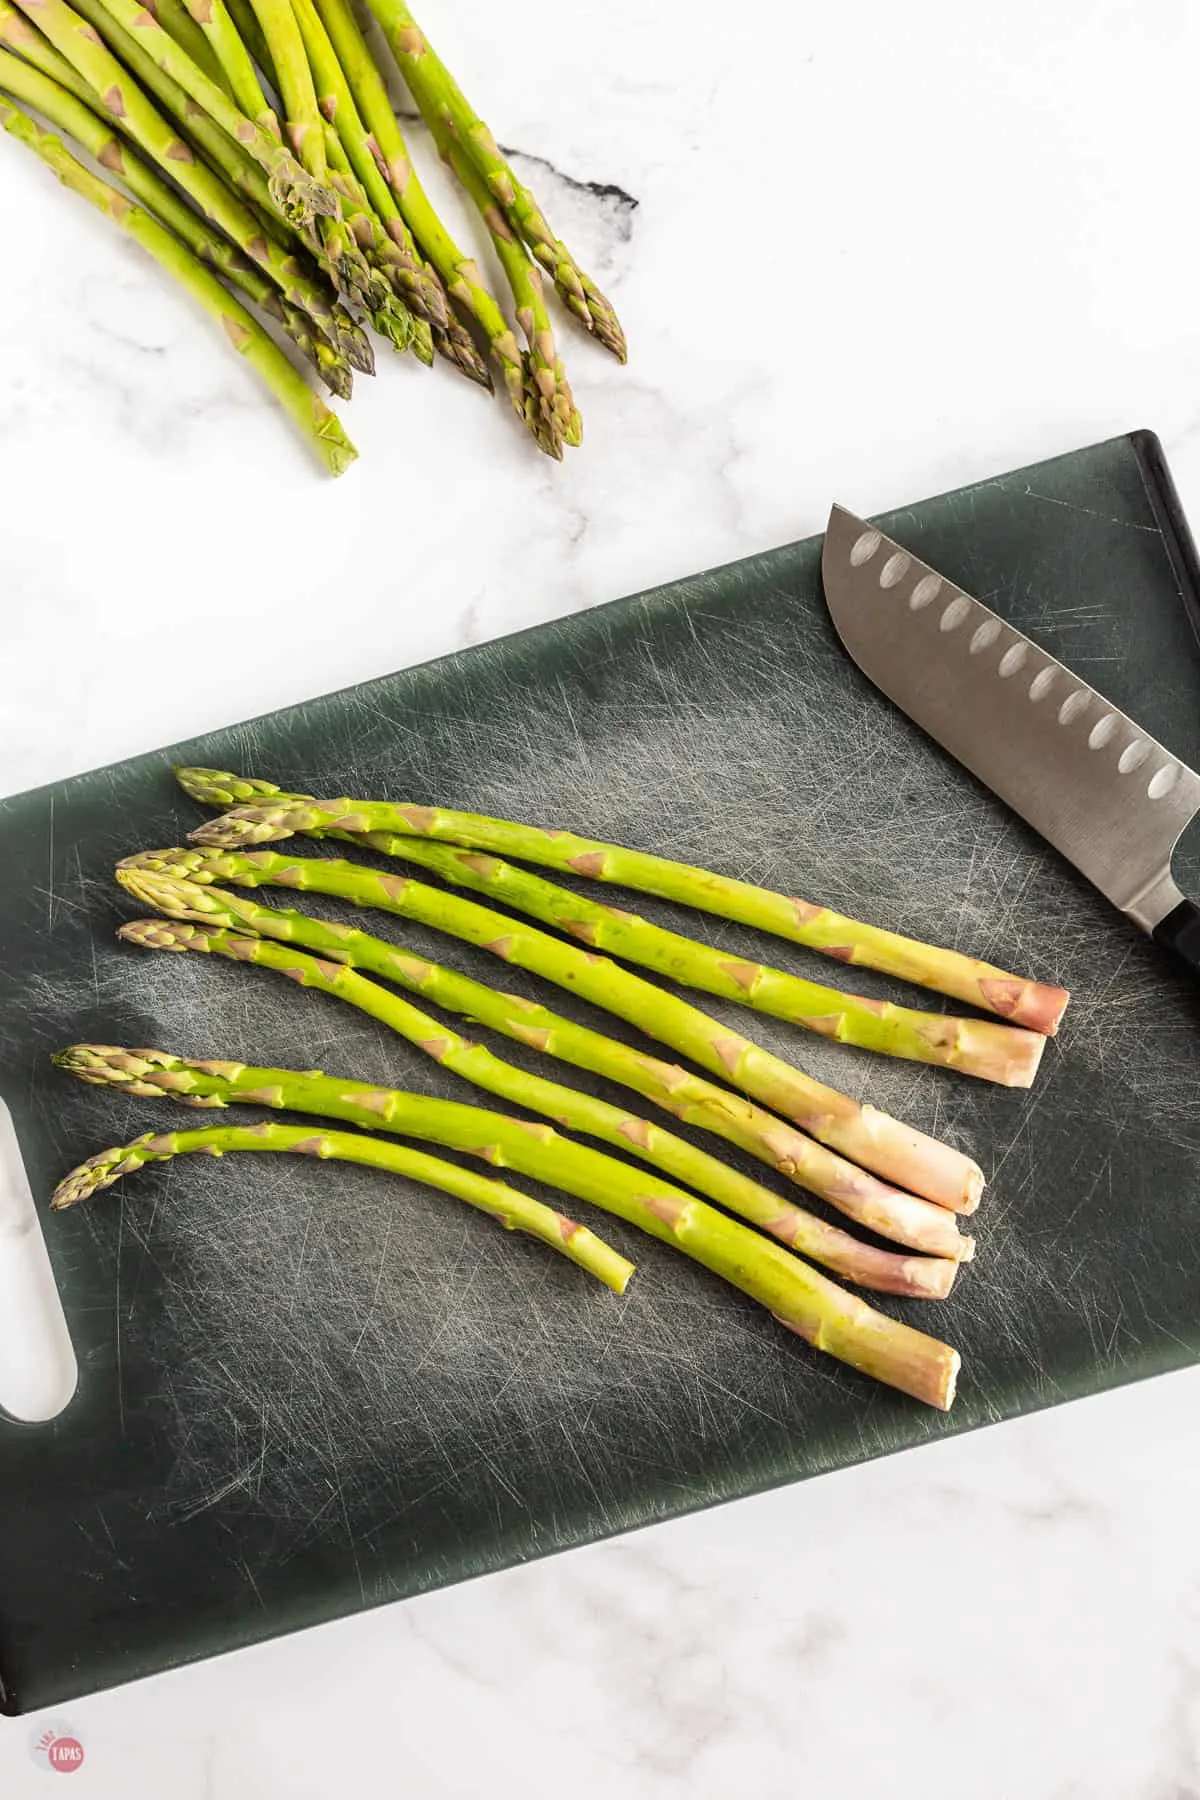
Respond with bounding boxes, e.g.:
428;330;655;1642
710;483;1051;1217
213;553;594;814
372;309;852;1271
0;0;624;469
115;851;985;1212
49;769;1067;1413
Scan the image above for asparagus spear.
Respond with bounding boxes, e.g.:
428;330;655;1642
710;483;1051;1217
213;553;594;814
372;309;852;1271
178;0;273;125
322;146;426;357
365;0;625;359
0;50;348;391
64;0;283;225
26;0;335;221
17;0;372;370
178;774;1067;1034
51;1048;961;1409
427;105;577;458
251;0;418;354
118;916;967;1281
164;826;1039;1087
0;97;356;473
116;856;983;1212
51;1117;634;1291
310;0;531;423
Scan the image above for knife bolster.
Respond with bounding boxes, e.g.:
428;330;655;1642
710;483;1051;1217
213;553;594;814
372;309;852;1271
1151;897;1200;980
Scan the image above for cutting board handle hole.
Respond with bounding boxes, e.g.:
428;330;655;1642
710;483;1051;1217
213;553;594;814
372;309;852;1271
0;1099;78;1423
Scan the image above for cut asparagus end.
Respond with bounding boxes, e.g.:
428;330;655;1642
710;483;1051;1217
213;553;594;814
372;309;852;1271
775;1304;961;1412
950;1019;1046;1088
993;979;1071;1035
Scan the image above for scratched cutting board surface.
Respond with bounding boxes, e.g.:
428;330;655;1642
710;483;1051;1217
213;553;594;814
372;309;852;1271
1;429;1198;1714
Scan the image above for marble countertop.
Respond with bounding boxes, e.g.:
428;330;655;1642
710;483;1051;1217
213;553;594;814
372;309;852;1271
2;0;1199;1792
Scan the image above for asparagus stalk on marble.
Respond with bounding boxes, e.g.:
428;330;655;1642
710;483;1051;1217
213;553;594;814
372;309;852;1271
116;855;983;1213
364;0;626;359
177;772;1067;1033
51;1049;962;1409
117;915;968;1282
285;0;475;377
50;1117;634;1291
0;96;356;472
423;102;579;457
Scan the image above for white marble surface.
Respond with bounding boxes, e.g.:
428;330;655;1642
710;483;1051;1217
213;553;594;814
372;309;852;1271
2;0;1200;1792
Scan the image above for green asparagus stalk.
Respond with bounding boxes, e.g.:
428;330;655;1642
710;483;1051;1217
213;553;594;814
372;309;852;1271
48;0;335;221
0;49;349;391
64;0;281;222
154;0;228;85
0;0;87;94
118;915;967;1282
20;0;371;370
323;146;426;357
311;0;529;421
178;0;273;126
116;855;983;1213
288;0;423;313
178;774;1068;1035
51;1116;634;1292
428;106;577;458
176;818;1040;1085
52;1047;962;1409
365;0;625;359
216;0;269;78
0;97;356;473
103;0;397;370
119;865;977;1239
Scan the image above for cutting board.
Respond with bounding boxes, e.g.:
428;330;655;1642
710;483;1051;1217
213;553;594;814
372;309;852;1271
1;430;1197;1715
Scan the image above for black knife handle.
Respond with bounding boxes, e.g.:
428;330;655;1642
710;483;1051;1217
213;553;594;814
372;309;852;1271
1152;898;1200;979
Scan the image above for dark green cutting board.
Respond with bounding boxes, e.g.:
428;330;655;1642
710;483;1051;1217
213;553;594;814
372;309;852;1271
1;430;1197;1715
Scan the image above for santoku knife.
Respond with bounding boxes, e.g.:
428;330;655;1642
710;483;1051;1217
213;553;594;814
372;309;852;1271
821;505;1200;978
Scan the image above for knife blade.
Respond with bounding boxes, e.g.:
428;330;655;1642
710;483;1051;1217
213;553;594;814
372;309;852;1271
820;504;1200;976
